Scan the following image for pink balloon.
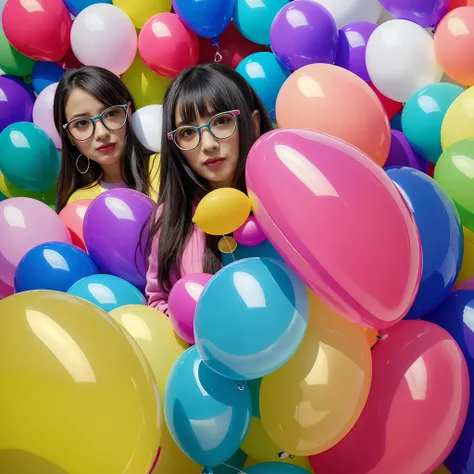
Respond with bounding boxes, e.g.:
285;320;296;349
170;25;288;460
33;82;61;149
168;273;213;344
0;198;71;287
456;277;474;291
246;129;422;329
0;278;13;300
310;320;469;474
233;216;266;247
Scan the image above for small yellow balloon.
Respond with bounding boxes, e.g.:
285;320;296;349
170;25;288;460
193;188;252;235
260;292;372;456
244;456;312;470
442;86;474;150
0;291;161;474
457;227;474;285
112;0;171;29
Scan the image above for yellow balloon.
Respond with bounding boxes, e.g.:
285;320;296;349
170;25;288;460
441;86;474;150
0;171;56;206
112;0;171;29
241;417;282;461
433;465;451;474
0;291;161;474
457;227;474;285
260;292;372;456
244;456;312;470
193;188;252;235
122;55;172;109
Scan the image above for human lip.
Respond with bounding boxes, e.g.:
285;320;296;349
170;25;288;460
203;157;226;168
97;142;116;152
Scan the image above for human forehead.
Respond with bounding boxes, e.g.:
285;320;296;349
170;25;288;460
65;88;109;122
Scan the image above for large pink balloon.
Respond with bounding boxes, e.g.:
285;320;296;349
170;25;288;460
0;198;71;287
246;129;421;329
310;320;469;474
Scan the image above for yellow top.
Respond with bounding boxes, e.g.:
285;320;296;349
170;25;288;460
67;153;160;205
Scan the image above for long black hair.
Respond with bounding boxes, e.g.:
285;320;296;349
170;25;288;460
147;63;273;292
53;66;152;212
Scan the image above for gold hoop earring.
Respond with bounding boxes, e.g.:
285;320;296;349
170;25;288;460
75;154;90;174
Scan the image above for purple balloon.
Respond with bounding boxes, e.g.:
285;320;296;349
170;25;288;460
0;76;34;132
335;22;377;82
380;0;449;28
83;188;154;291
384;130;428;173
270;0;338;71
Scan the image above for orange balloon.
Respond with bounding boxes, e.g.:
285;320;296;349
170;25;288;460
434;7;474;86
58;199;92;251
449;0;474;11
276;64;391;167
363;328;379;348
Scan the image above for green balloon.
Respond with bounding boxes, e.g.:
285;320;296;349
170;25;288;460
435;138;474;232
0;122;60;193
0;27;34;77
0;170;56;206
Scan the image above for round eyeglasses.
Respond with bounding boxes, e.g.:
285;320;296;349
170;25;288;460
167;110;240;151
63;105;128;141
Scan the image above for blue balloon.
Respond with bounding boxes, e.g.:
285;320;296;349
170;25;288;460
222;239;283;266
425;291;474;474
236;52;290;121
31;61;64;95
63;0;111;17
195;257;309;380
67;274;145;311
172;0;234;40
165;346;251;468
246;463;311;473
390;112;402;132
386;167;463;318
14;242;98;293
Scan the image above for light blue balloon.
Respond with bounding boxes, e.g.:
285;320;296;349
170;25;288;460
222;239;283;266
246;463;311;473
402;83;464;164
67;274;145;312
237;52;290;120
165;346;251;469
234;0;290;45
63;0;111;17
195;257;309;381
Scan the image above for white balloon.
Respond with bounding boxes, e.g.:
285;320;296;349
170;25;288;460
71;4;137;76
366;20;443;103
132;105;163;153
309;0;383;29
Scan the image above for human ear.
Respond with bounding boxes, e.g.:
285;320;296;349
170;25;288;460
252;110;261;138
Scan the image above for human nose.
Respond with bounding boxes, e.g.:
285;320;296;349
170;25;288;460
200;127;219;151
94;119;110;141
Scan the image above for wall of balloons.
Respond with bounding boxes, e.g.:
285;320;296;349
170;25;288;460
2;0;474;473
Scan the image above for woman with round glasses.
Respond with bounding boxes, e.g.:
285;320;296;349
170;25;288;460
145;63;273;314
53;66;160;212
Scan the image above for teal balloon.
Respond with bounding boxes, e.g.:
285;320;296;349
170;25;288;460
0;191;6;201
222;239;282;266
248;378;261;418
214;450;247;474
246;463;311;473
0;121;60;192
402;83;464;164
234;0;290;45
165;346;251;469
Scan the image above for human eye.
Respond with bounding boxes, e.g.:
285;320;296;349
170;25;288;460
178;127;197;138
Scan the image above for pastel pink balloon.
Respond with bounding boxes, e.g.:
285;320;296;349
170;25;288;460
0;198;71;287
168;273;213;344
456;277;474;291
246;128;421;329
0;278;13;300
33;82;61;149
310;320;469;474
233;216;267;246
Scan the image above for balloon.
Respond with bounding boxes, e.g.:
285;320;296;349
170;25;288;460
132;105;163;153
442;86;474;150
366;20;443;102
68;274;146;311
0;192;6;202
384;130;428;172
391;112;403;131
2;0;71;62
246;129;421;329
380;0;449;27
83;188;154;290
386;167;463;318
336;22;377;82
246;464;311;474
368;82;403;119
221;238;283;266
165;346;251;467
245;458;312;471
58;200;91;251
0;25;34;76
0;76;33;132
402;83;464;163
450;0;474;9
456;276;474;291
276;64;391;166
31;61;63;95
138;13;199;78
234;0;290;45
0;198;71;287
0;278;13;299
59;44;83;70
64;0;112;16
173;0;233;39
457;227;474;285
71;4;137;76
233;216;266;247
310;320;469;474
14;242;98;293
32;82;61;149
195;257;309;380
168;273;212;345
0;122;60;192
260;293;371;456
433;466;451;474
364;327;379;348
215;450;247;474
0;171;56;207
193;188;252;236
270;1;338;71
0;291;161;474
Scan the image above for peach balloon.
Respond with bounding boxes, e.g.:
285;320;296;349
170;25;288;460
276;63;391;166
449;0;474;11
434;7;474;86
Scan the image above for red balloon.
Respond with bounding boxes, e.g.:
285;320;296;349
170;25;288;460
57;45;83;70
369;82;403;119
58;200;92;252
2;0;72;62
138;13;199;78
310;320;469;474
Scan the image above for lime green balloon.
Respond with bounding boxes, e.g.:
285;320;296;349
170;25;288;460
0;27;34;76
0;170;56;206
435;138;474;232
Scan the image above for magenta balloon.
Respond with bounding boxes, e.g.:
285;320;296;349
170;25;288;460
83;189;154;291
384;130;428;172
380;0;449;28
0;278;14;300
233;216;266;247
245;128;422;329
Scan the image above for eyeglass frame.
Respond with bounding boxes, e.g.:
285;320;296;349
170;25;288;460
62;104;129;142
167;109;241;151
